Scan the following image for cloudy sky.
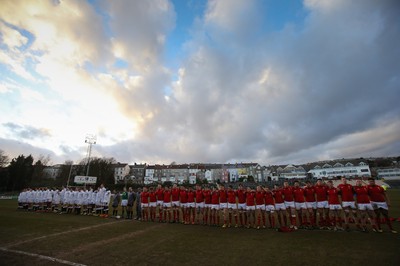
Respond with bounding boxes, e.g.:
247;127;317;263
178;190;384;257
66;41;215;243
0;0;399;166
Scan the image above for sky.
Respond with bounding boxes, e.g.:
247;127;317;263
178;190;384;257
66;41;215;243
0;0;399;166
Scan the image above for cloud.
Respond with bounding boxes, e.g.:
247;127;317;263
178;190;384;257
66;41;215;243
3;122;51;140
0;0;399;166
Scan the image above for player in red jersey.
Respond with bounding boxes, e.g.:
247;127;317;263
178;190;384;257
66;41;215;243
314;179;329;229
148;187;157;222
282;182;297;229
210;186;220;226
304;181;317;228
203;186;212;225
179;186;188;224
227;185;238;227
236;184;247;227
337;177;359;231
264;186;276;229
171;184;180;223
155;184;164;222
186;186;196;224
354;179;376;232
195;185;205;224
245;187;256;229
273;184;287;228
140;187;149;222
255;186;265;229
162;186;172;222
293;181;307;228
326;181;343;231
367;178;397;233
219;185;228;228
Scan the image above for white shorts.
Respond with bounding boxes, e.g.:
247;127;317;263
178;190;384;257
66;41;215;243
172;201;180;207
121;199;127;207
295;202;307;210
371;201;388;210
284;201;295;209
163;202;172;208
246;205;256;211
149;202;156;207
305;202;317;209
265;205;275;212
141;203;149;208
196;202;205;208
228;203;237;209
358;203;374;211
256;204;266;210
238;203;246;210
317;201;329;209
219;203;228;209
156;200;164;206
329;204;342;210
211;204;220;210
180;203;188;208
342;201;356;209
187;202;195;208
275;203;286;211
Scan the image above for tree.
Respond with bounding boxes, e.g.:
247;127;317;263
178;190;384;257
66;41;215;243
0;149;9;167
7;154;34;191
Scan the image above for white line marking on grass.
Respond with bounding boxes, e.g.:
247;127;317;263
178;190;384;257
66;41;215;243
5;220;127;248
0;247;86;266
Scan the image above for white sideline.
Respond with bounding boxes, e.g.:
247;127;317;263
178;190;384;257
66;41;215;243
6;219;125;248
0;247;86;266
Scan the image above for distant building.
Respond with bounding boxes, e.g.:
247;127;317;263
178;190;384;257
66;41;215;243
129;163;146;184
307;161;371;179
376;167;400;180
112;163;130;184
43;164;62;179
270;164;307;179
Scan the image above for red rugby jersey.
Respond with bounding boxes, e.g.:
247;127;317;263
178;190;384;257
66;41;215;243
179;190;188;204
282;186;294;202
211;191;220;204
314;185;327;202
236;189;246;204
246;191;255;206
367;185;385;202
171;188;180;201
337;184;354;202
354;186;370;204
255;191;265;205
327;187;340;205
273;188;284;204
304;186;316;202
227;190;237;204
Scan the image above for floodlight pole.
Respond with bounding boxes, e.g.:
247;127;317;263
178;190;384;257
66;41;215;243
85;134;97;178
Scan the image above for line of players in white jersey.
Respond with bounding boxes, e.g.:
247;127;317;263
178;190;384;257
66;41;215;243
17;184;111;215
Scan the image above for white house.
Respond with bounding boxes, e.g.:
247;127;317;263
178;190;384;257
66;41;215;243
113;163;130;184
376;167;400;180
308;161;371;179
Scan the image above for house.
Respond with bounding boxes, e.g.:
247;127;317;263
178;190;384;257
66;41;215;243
307;161;371;179
112;163;130;184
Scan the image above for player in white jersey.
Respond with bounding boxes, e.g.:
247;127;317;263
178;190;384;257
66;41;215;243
102;189;111;215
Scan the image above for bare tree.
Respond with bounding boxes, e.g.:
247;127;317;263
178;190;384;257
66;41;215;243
0;149;9;167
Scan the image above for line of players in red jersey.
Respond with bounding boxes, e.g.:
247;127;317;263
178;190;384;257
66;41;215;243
138;177;397;233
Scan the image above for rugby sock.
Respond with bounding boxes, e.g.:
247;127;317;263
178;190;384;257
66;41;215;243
302;214;307;226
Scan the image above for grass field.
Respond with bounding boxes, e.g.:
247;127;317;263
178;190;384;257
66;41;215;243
1;190;400;266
